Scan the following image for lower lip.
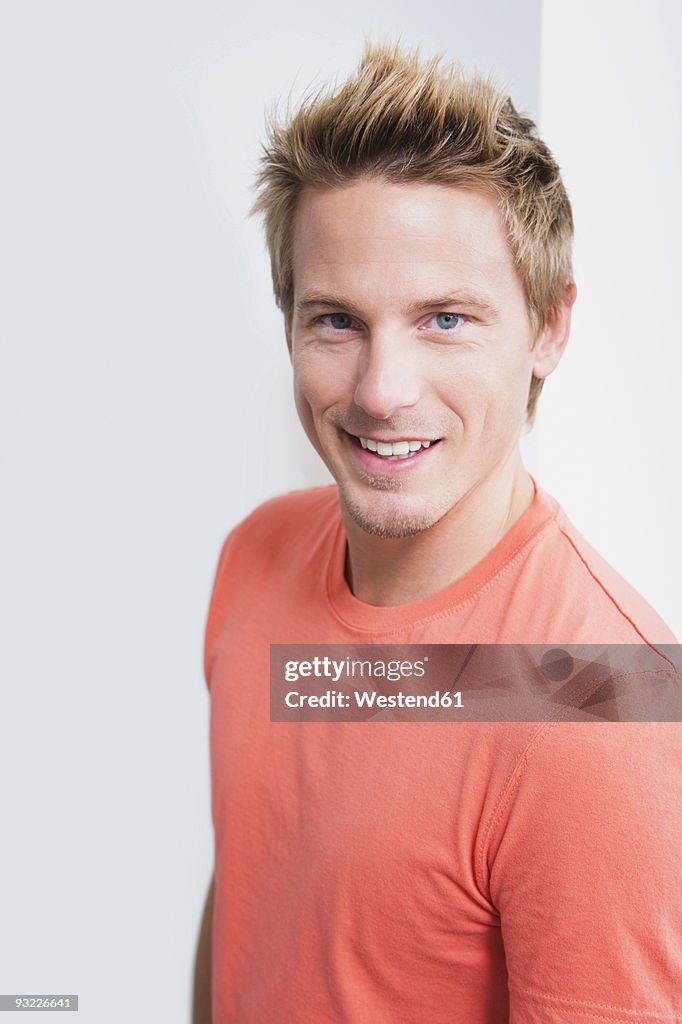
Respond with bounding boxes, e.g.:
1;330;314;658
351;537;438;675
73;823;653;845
344;432;438;473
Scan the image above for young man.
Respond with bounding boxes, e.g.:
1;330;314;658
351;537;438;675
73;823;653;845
194;45;680;1023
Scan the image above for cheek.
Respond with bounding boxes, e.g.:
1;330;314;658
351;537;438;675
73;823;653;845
433;347;532;427
294;352;354;416
293;364;336;446
293;382;326;462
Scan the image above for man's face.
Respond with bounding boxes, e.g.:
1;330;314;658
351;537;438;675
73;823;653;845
288;178;547;538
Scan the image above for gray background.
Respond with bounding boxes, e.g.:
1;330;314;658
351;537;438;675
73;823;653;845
1;1;679;1021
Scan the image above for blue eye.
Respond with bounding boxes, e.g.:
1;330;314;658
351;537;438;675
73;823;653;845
434;312;462;330
326;313;355;330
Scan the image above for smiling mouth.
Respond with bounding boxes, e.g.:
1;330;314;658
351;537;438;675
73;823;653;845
348;433;442;461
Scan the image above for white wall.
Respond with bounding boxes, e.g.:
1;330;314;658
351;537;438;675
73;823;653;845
538;0;681;636
0;3;540;1022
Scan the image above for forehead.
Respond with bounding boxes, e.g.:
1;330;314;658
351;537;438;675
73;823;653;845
290;178;521;308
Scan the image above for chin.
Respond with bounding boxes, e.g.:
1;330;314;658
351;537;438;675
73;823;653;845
339;485;447;540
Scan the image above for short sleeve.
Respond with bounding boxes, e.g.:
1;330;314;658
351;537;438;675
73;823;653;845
487;721;682;1022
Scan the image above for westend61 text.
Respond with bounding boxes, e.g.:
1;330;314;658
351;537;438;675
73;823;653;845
284;690;463;709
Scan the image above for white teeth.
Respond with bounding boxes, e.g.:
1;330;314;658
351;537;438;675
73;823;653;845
357;436;436;458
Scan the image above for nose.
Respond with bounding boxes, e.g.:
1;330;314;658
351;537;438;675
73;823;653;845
353;331;421;421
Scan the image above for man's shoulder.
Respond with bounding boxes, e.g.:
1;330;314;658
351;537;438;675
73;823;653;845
219;485;341;568
531;489;676;644
235;484;340;537
203;485;341;679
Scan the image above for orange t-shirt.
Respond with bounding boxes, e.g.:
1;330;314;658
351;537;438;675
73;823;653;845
204;484;680;1023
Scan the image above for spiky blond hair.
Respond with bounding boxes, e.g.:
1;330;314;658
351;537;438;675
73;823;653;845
252;42;574;420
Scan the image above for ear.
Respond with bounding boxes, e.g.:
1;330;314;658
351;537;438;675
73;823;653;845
531;282;577;380
285;317;293;361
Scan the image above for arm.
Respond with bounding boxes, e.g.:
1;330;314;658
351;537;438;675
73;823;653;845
192;874;214;1024
490;721;682;1022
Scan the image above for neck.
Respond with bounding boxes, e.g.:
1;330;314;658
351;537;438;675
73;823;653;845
343;454;534;607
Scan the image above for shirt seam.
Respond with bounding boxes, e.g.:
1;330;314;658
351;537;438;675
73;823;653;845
474;719;559;897
555;524;654;646
475;664;678;904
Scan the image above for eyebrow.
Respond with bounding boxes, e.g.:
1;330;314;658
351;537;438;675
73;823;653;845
295;291;498;318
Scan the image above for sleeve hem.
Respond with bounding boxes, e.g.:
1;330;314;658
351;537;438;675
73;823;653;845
509;984;682;1023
